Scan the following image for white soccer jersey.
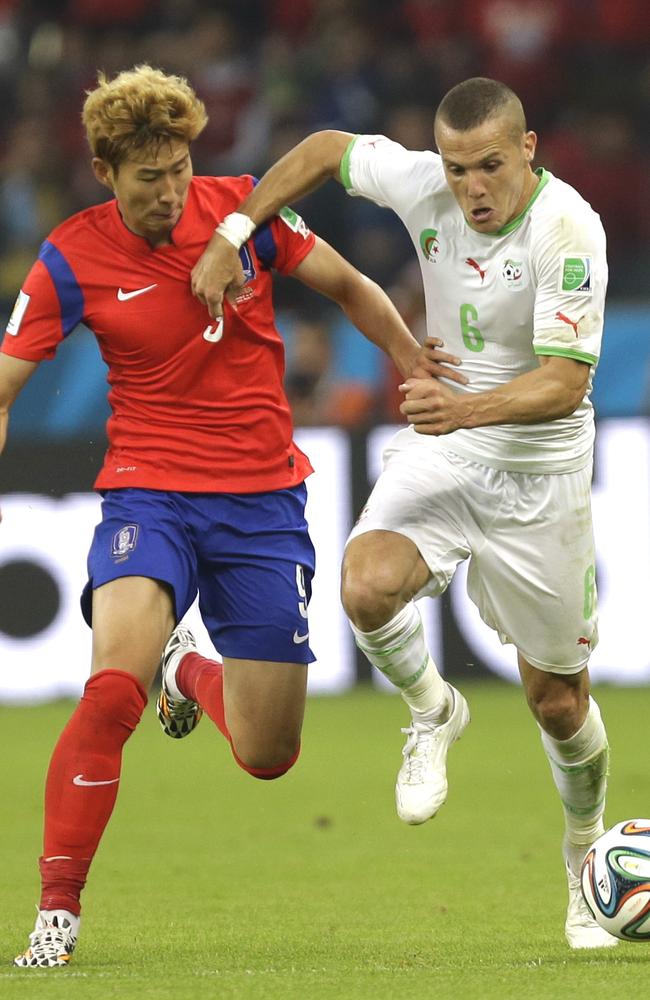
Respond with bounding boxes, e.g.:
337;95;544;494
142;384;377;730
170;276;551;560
341;135;608;473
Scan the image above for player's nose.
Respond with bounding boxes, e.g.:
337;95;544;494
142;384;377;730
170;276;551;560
157;174;176;203
466;171;486;199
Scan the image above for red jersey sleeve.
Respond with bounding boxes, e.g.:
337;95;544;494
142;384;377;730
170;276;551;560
2;251;77;361
268;205;316;274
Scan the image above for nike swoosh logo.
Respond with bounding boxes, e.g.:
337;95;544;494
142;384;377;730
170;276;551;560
293;630;310;644
117;283;158;301
73;773;119;787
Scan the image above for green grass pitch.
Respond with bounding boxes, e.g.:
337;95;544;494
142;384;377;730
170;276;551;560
1;682;648;999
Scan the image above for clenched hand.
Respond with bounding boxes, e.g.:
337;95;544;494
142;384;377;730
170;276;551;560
399;375;468;435
191;233;246;318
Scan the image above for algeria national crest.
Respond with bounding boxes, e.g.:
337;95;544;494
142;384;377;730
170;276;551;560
500;256;529;290
419;228;446;263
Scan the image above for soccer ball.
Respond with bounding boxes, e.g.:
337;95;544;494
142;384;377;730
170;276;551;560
581;820;650;941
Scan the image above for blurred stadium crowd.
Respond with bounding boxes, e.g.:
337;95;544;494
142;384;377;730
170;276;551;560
1;0;648;433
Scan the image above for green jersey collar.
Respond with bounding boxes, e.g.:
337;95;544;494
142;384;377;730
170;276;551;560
494;168;550;236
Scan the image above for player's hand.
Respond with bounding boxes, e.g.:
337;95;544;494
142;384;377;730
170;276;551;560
409;337;468;384
191;233;246;318
398;377;466;435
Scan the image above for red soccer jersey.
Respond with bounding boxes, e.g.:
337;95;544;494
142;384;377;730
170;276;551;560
2;175;316;492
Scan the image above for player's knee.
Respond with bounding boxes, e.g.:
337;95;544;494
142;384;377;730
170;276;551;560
529;685;588;740
83;669;147;736
341;562;403;629
230;740;301;781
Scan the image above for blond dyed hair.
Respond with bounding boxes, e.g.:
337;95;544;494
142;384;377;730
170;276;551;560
82;64;208;169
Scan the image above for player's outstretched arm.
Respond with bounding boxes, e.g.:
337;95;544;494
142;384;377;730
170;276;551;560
399;355;590;436
191;130;353;320
290;237;466;383
0;353;39;522
0;354;38;452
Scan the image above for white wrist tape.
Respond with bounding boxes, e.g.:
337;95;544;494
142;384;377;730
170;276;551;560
215;211;256;250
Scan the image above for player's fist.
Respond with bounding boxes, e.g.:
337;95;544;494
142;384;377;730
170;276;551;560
191;233;245;319
398;376;465;435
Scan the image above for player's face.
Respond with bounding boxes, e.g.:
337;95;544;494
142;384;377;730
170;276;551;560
435;115;538;234
93;140;193;246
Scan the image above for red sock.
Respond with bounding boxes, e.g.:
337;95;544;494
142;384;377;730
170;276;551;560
176;652;229;739
39;669;147;915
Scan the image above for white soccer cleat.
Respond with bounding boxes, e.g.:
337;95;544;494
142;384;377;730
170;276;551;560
156;624;203;739
14;909;80;968
564;840;619;949
395;683;470;825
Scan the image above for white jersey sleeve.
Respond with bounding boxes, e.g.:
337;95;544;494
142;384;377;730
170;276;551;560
340;134;444;216
531;181;607;366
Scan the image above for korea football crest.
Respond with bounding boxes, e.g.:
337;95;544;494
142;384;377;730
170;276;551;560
111;524;139;562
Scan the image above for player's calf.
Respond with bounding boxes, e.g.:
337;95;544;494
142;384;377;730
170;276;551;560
230;741;301;780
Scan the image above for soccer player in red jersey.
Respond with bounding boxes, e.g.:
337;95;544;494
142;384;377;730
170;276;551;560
0;65;461;968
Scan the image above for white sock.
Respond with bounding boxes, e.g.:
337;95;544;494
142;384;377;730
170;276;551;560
350;603;448;717
540;697;609;849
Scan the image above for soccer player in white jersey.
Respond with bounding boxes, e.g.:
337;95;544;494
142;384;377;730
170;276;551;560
190;77;614;950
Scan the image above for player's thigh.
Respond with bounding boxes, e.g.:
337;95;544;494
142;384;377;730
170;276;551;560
469;466;596;671
223;657;307;763
90;576;176;689
346;429;472;601
82;488;200;686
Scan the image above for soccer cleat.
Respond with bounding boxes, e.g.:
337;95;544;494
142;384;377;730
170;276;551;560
564;840;619;949
395;683;470;825
156;624;203;739
14;910;80;968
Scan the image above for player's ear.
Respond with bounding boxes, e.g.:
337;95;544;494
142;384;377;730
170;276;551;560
92;158;115;192
523;131;537;163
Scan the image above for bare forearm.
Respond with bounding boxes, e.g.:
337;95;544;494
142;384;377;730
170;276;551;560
192;132;353;318
400;356;589;435
237;131;352;226
456;364;587;427
340;275;420;377
0;355;39;452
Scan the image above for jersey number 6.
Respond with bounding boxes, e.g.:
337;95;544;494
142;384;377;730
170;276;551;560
459;303;485;353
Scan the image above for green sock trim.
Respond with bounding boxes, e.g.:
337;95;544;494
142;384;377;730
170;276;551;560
549;746;609;775
357;623;423;660
381;654;429;691
560;796;606;817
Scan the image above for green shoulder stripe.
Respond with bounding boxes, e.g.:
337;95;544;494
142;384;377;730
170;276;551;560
534;346;598;365
340;136;360;190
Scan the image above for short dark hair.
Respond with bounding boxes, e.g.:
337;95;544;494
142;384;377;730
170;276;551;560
435;77;526;134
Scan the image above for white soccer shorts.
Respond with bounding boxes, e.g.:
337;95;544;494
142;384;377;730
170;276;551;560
348;428;597;673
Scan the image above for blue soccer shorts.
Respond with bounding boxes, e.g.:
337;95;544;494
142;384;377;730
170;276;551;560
81;485;316;664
